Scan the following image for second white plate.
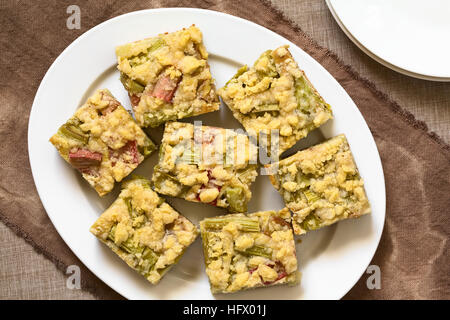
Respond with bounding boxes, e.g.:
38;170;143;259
327;0;450;81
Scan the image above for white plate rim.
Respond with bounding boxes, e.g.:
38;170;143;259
326;0;450;82
28;7;386;300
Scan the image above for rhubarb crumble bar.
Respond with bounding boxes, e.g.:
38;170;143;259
266;134;370;235
49;89;156;196
90;176;198;284
151;122;258;213
218;45;333;154
116;25;220;128
200;208;300;293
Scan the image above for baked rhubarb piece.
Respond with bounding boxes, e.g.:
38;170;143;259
200;208;300;293
218;45;333;154
151;122;258;212
90;176;198;284
266;134;370;235
49;89;156;196
116;25;220;128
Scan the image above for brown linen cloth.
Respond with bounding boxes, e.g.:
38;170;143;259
0;0;448;299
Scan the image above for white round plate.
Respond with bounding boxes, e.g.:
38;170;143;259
28;8;385;300
326;0;450;81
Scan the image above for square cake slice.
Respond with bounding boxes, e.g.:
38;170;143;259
218;45;332;154
49;89;156;196
151;122;258;213
200;208;300;294
266;134;371;235
90;176;198;284
116;25;220;128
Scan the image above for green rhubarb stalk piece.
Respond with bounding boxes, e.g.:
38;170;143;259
294;76;312;112
225;186;247;213
120;238;139;254
152;168;190;196
203;216;259;232
254;50;279;78
107;225;139;254
236;245;272;259
296;173;311;187
120;72;145;94
153;168;179;185
201;231;213;264
225;65;248;86
143;112;177;128
148;38;165;53
124;175;152;189
107;225;116;242
58;119;89;144
300;213;321;231
294;76;331;113
303;189;320;203
138;136;156;158
282;189;293;203
158;144;165;162
138;247;159;276
250;103;280;114
125;197;133;216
